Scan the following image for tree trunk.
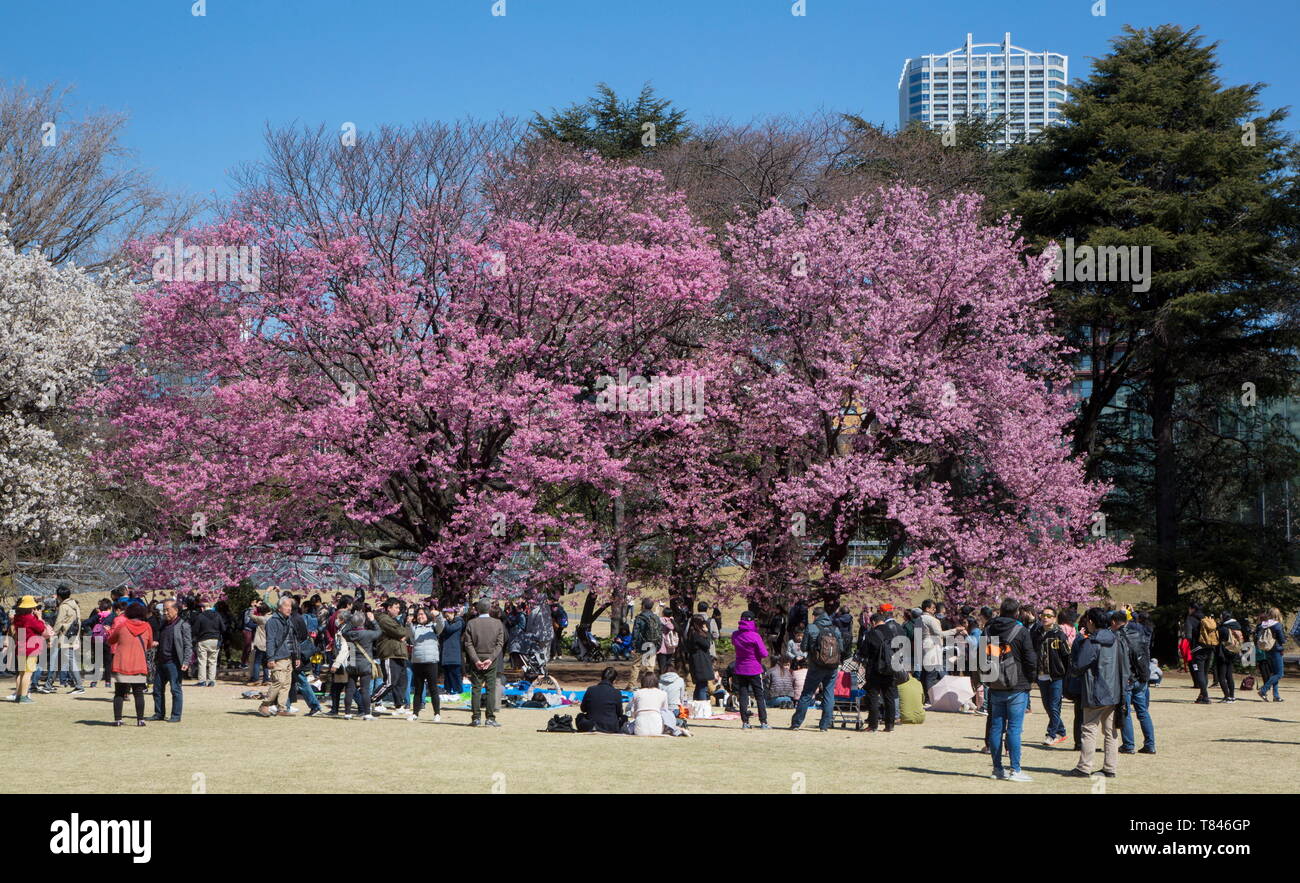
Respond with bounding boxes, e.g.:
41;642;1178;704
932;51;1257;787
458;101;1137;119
1151;355;1181;662
610;494;627;639
0;536;17;606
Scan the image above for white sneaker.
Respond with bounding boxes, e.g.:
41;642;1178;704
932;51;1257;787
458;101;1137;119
1006;771;1033;783
343;714;353;720
408;712;419;722
286;705;300;714
361;714;376;721
433;714;441;722
991;770;1008;780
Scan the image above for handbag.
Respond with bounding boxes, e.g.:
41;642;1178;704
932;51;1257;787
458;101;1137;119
354;643;380;680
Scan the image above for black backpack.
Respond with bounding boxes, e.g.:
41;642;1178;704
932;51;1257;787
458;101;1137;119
640;612;662;648
981;624;1025;689
545;714;575;732
813;626;842;669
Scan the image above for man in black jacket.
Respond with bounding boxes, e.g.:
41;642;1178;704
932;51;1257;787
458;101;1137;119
982;598;1038;782
192;599;225;687
1030;606;1071;746
1113;611;1156;754
151;599;192;723
861;612;900;733
1185;603;1211;703
577;667;625;733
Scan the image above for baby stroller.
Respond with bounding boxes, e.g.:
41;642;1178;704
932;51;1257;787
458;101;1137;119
830;663;865;731
573;626;606;662
519;647;562;694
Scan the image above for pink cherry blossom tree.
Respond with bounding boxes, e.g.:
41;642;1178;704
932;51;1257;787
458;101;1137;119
719;187;1129;609
92;150;725;602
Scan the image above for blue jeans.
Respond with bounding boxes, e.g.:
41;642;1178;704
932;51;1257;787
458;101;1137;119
1261;649;1284;699
987;690;1028;774
790;666;837;730
289;667;321;712
43;645;83;690
1036;678;1064;738
250;649;268;681
442;663;462;694
153;660;183;719
1118;683;1155;751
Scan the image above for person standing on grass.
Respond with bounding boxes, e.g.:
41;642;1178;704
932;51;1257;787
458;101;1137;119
1031;606;1070;746
629;598;662;688
84;599;115;689
1057;608;1078;647
43;585;84;695
685;614;715;703
731;611;771;729
549;599;567;660
438;606;464;696
1214;610;1243;703
861;611;899;733
107;602;153;726
150;599;191;723
192;598;224;687
982;598;1037;782
789;607;846;732
8;597;47;703
917;599;962;700
326;623;352;716
1256;607;1286;702
341;608;381;720
285;598;322;717
409;606;445;722
1185;602;1212;704
1113;609;1156;755
372;598;414;714
247;602;271;685
463;599;505;727
1068;608;1127;779
257;595;295;718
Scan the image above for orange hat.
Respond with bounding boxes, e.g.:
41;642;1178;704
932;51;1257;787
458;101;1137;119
880;603;894;612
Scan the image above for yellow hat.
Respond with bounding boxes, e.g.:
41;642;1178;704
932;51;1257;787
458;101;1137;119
16;595;38;610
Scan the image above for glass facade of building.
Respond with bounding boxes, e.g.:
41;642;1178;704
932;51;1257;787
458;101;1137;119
898;33;1068;148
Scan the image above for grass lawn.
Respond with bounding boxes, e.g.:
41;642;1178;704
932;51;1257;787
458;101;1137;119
2;670;1295;794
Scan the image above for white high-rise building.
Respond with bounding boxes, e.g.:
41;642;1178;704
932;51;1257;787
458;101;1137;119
898;33;1068;147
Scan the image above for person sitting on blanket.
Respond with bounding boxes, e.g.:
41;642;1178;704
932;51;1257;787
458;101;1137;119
623;671;692;736
610;623;633;661
577;667;626;733
765;655;797;709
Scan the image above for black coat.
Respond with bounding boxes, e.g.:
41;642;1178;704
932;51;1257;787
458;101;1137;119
684;630;714;683
861;623;897;679
579;681;625;733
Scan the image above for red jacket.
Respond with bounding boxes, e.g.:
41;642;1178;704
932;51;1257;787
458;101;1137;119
107;618;155;676
11;613;46;657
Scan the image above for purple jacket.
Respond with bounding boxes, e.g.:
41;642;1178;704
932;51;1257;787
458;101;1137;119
731;619;770;676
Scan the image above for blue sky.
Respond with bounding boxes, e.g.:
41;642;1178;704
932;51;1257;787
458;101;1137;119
3;0;1296;201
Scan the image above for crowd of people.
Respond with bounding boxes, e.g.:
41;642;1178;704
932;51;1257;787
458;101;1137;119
2;584;1294;770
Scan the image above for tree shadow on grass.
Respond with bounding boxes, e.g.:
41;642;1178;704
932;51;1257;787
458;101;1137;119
1213;737;1300;746
924;744;981;754
897;766;991;780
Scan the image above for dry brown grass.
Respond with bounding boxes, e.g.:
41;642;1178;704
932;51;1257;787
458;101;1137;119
2;670;1295;794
